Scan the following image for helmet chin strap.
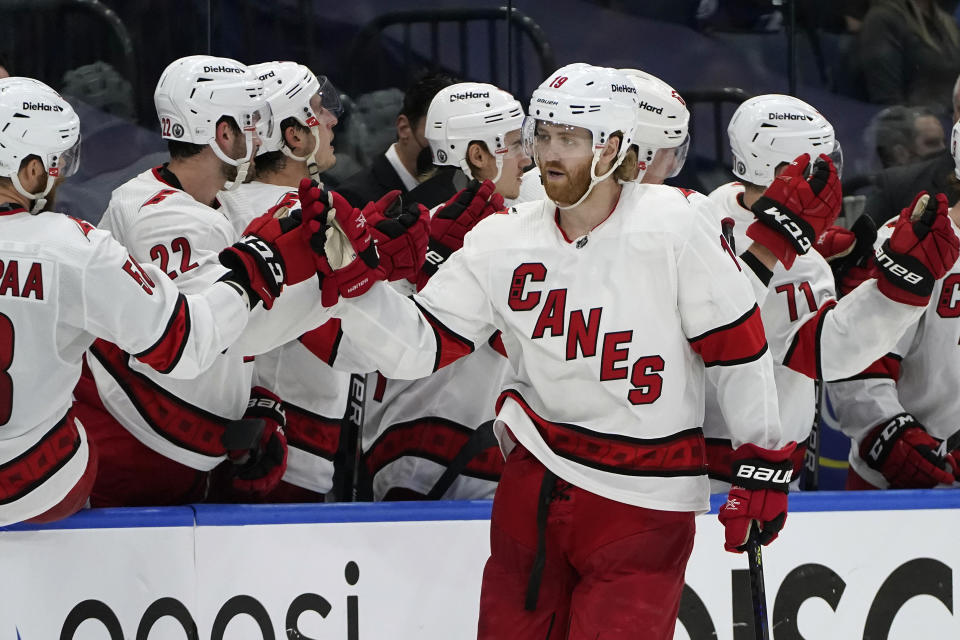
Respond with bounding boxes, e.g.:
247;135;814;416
281;127;323;179
11;170;54;214
555;149;620;211
213;130;256;192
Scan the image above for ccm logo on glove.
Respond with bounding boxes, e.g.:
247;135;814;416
762;206;812;253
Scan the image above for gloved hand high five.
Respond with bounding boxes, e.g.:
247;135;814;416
860;413;954;488
298;178;385;307
418;179;504;289
747;153;842;269
875;192;960;306
222;387;289;495
218;198;326;309
363;190;429;284
718;442;795;553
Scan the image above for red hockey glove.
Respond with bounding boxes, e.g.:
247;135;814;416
299;179;385;307
875;192;960;306
718;442;795;553
364;190;429;284
223;387;289;495
860;413;953;488
418;179;504;289
815;226;856;261
747;154;842;269
218;192;327;309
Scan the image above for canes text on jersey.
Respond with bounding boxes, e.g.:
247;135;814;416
0;259;44;300
508;263;664;405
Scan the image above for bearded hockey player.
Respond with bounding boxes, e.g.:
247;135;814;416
357;81;531;500
705;94;956;489
78;56;355;506
307;64;794;639
0;77;326;525
827;119;960;490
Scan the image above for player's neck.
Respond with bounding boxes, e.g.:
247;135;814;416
557;178;622;239
741;184;764;210
950;202;960;228
167;155;227;208
0;184;29;210
258;161;309;189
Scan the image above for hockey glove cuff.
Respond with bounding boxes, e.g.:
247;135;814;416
860;413;953;488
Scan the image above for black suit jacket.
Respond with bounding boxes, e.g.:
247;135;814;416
335;152;462;210
865;150;960;226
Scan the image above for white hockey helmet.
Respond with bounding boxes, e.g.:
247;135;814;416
952;120;960;180
250;61;342;178
424;82;525;183
727;94;840;187
0;77;81;213
619;68;690;181
522;63;639;209
153;55;270;189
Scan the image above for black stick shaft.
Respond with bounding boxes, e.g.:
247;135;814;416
747;525;771;640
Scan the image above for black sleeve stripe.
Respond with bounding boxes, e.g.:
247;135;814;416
740;251;773;286
688;304;759;344
701;343;768;367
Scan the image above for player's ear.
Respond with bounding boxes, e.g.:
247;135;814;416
284;124;305;152
396;114;412;142
467;142;489;170
597;134;622;175
20;156;46;192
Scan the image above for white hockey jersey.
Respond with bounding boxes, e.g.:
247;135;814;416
219;181;350;494
331;182;787;513
829;216;960;488
0;205;249;524
705;182;924;485
88;167;332;471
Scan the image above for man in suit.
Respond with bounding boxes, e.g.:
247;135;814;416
336;72;462;208
865;73;960;225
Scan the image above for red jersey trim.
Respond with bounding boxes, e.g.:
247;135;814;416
0;204;27;217
413;300;474;371
0;412;81;505
783;299;838;379
284;403;342;460
496;388;707;477
89;339;230;457
364;417;504;482
837;353;902;382
298;319;343;366
132;293;192;375
488;331;508;358
688;304;768;367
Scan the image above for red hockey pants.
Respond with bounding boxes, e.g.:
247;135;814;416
477;444;695;640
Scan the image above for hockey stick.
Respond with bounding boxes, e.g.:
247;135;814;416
746;523;771;640
802;380;822;491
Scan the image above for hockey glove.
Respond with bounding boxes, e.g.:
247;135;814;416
418;179;504;289
223;387;289;495
718;442;795;553
875;192;959;306
747;153;842;269
860;413;953;488
816;214;879;297
363;190;429;284
218;198;326;309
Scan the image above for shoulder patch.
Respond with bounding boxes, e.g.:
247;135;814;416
68;216;96;239
673;187;699;200
142;188;179;208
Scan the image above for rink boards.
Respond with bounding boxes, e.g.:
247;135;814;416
1;491;958;639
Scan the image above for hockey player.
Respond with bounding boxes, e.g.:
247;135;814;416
826;119;960;490
309;64;794;639
358;81;530;500
704;95;957;489
79;56;363;506
0;77;327;525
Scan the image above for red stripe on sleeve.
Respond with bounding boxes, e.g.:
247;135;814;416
688;305;768;367
133;294;191;374
488;331;508;358
783;300;838;379
413;301;474;371
840;353;902;382
298;319;343;365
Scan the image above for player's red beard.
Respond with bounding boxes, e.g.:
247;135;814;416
541;158;592;206
38;180;60;212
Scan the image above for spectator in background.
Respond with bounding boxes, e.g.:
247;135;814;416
865;73;960;225
336;72;461;209
869;105;945;169
858;0;960;116
0;52;10;79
